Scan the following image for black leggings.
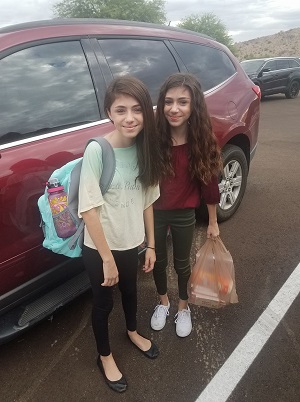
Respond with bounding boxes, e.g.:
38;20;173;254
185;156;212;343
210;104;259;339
153;209;195;300
82;245;138;356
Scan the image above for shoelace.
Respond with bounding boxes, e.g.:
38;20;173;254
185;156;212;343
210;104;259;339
153;304;169;318
174;309;190;324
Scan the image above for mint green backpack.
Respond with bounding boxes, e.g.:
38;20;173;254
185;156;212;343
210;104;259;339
38;137;115;258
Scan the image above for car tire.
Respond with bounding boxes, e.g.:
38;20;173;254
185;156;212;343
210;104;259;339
217;144;249;222
196;144;249;223
285;80;300;99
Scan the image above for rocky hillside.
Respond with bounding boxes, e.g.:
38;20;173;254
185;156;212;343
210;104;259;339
234;28;300;61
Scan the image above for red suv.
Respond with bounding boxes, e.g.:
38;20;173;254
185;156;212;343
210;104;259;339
0;19;260;344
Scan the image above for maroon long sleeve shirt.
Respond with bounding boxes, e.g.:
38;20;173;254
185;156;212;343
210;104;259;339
154;143;220;210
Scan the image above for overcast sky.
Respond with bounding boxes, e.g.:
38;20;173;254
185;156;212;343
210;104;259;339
0;0;300;42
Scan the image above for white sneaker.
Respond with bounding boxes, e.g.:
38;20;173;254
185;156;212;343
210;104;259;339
174;306;192;337
150;303;170;331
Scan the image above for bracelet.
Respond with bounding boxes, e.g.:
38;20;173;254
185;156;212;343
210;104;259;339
147;246;155;250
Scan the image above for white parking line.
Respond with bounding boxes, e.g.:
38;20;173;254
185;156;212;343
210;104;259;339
196;262;300;402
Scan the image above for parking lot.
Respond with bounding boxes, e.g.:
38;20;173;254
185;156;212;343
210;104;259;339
1;94;300;402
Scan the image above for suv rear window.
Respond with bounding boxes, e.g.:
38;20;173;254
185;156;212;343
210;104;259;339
98;39;179;103
289;59;300;68
170;41;236;91
0;41;100;145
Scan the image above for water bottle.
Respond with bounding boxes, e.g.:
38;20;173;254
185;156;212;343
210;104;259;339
47;178;77;238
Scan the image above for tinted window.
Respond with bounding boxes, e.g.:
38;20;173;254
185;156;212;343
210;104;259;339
276;60;290;70
240;59;266;74
289;59;300;68
0;41;100;145
98;39;179;103
263;60;277;71
170;41;236;91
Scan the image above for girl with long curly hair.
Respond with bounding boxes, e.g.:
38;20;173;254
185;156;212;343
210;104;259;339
150;73;223;337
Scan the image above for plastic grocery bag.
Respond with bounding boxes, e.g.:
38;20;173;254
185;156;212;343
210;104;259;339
188;237;238;308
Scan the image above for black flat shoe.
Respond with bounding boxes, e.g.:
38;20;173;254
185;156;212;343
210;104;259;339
142;341;159;359
97;356;127;393
127;333;159;359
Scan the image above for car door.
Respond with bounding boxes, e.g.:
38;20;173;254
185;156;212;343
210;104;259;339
0;38;109;295
259;60;280;94
275;59;291;91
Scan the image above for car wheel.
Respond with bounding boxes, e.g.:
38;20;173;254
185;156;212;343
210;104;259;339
285;80;300;99
217;144;249;222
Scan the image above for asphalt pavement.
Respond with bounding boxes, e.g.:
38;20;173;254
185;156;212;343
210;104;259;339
1;94;299;402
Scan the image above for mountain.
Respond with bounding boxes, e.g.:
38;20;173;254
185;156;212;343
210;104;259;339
234;28;300;61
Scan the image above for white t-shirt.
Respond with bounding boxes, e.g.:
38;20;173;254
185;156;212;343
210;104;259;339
78;141;160;251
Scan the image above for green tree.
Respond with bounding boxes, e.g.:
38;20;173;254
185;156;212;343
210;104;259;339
53;0;166;24
178;13;236;53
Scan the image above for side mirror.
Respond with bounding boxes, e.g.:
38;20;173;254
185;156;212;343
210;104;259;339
258;68;271;77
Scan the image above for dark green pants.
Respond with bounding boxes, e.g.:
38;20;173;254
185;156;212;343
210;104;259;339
153;209;196;301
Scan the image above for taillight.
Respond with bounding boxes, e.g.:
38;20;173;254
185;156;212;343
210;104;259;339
252;85;261;100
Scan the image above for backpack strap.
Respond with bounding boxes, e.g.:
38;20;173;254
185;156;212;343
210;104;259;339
68;220;85;250
67;137;115;251
86;137;116;194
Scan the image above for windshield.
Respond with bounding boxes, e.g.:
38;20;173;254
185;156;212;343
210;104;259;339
240;59;266;74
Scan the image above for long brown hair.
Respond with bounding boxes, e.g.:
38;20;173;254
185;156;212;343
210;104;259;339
156;73;222;184
104;76;162;187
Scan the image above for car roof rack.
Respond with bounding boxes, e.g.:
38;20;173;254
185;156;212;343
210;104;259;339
0;18;212;40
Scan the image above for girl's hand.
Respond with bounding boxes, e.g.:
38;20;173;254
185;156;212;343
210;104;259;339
207;222;220;239
101;257;119;286
143;248;156;273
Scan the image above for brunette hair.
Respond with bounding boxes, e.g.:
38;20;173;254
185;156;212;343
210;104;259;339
156;73;222;184
104;76;162;187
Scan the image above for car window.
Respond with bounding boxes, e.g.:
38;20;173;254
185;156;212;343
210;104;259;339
240;59;266;74
98;39;179;103
170;41;236;91
289;59;300;68
0;41;100;146
276;60;290;70
263;60;277;71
